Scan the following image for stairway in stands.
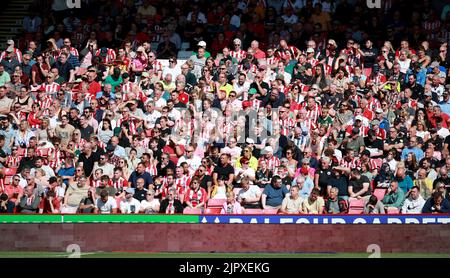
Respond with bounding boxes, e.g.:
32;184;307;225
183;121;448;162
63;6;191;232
0;0;34;50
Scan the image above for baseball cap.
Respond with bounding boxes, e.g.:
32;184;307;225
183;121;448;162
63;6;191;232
371;119;380;126
263;146;273;153
355;115;364;121
300;167;309;175
6;39;14;45
136;46;145;53
328;39;337;47
375;108;383;114
125;188;135;194
306;47;314;53
240;157;249;164
246;138;255;144
233;38;241;45
430;61;440;68
276;74;285;81
424;91;432;97
361;149;371;157
197;41;207;48
248;88;257;95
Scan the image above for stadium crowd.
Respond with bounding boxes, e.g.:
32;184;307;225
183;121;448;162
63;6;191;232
1;0;450;214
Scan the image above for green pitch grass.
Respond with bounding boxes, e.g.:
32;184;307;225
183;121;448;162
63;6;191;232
0;252;449;258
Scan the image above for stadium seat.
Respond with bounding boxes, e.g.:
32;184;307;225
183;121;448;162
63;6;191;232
386;207;400;214
181;42;190;50
207;198;226;208
263;208;279;214
177;51;192;59
244;208;264;214
3;168;17;176
348;198;365;214
204;207;221;214
183;207;202;214
373;188;387;201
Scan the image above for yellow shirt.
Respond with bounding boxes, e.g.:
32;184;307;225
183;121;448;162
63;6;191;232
234;156;258;171
219;83;234;98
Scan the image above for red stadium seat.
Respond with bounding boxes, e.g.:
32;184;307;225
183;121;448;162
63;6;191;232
204;207;222;214
263;208;279;214
386;207;400;214
207;198;226;208
373;188;387;202
3;168;17;176
244;208;264;214
183;207;202;214
348;198;365;214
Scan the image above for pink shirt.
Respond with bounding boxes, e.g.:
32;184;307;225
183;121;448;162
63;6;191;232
220;201;243;214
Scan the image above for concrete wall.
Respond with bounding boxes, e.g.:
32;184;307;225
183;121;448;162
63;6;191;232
1;224;449;253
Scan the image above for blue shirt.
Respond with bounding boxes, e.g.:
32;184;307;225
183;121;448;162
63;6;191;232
294;176;314;200
396;175;414;193
263;184;289;207
128;171;153;189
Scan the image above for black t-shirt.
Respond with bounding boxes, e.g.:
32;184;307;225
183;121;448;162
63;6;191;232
78;153;95;176
317;167;333;195
80;125;94;141
329;175;349;197
350;175;371;197
364;137;384;158
213;164;234;181
199;175;213;191
133;188;148;202
79;197;95;213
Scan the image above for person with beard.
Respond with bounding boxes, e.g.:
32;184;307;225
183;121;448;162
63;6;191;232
157;153;176;177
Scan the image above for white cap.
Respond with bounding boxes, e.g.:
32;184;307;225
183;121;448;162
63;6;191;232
136;46;145;53
246;138;255;144
263;146;273;153
197;41;206;47
375;108;383;114
355;115;364;121
233;38;242;45
6;39;14;45
306;47;314;53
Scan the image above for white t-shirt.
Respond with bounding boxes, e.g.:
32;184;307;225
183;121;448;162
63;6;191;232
120;198;141;214
177;155;202;172
238;185;261;201
95;196;117;213
140;199;160;213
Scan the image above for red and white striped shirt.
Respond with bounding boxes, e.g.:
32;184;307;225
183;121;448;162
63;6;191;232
175;175;191;192
121;81;134;94
112;177;128;189
91;179;102;188
150;60;163;71
266;56;280;68
259;156;281;172
0;48;23;63
40;83;60;95
339;157;358;169
230;50;247;61
279;118;296;136
117;116;137;135
69;46;79;58
6;156;21;168
367;97;381;112
37;96;52;110
145;165;158;177
95;48;116;64
184;187;207;207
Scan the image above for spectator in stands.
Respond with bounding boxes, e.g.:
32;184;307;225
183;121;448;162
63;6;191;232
363;195;385;214
18;185;40;213
422;190;450;213
221;191;244;214
301;188;324;214
262;175;289;210
324;187;348;214
401;186;426;214
94;189;118;214
119;188;141;214
140;189;160;214
160;188;184;214
348;169;371;200
62;175;89;213
184;177;207;210
237;177;262;209
382;180;405;210
280;185;303;214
